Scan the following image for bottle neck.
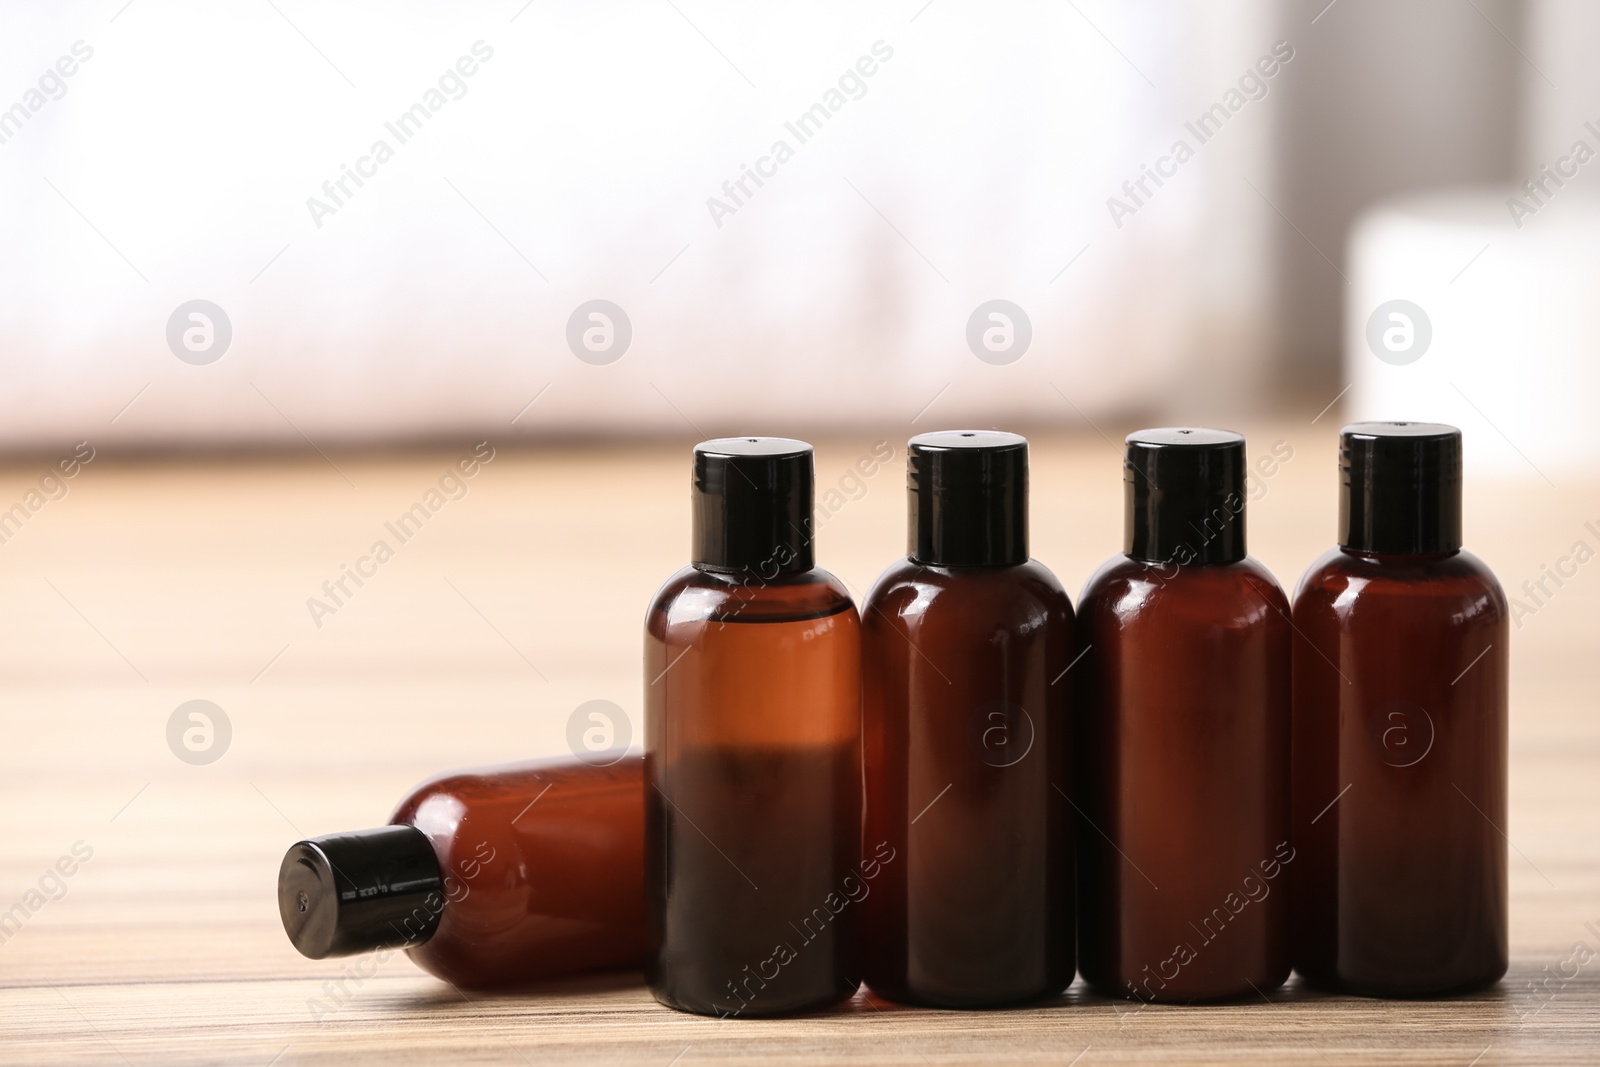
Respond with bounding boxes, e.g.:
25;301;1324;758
691;560;817;585
1339;546;1460;563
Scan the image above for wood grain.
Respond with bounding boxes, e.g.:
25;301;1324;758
1;427;1596;1065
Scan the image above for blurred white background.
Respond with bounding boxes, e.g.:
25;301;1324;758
2;0;1595;476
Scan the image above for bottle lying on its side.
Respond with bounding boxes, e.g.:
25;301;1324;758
278;754;645;989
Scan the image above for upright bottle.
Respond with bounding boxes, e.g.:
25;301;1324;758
861;430;1074;1006
644;437;862;1017
1075;428;1292;1002
1292;422;1508;995
278;755;646;989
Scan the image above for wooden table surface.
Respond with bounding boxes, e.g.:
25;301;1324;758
2;425;1597;1065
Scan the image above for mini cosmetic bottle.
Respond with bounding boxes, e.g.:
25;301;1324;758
278;755;645;989
1075;428;1292;1002
1292;423;1508;995
861;430;1074;1007
644;438;862;1018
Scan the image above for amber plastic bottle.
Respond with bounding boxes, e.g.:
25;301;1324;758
862;430;1074;1007
1292;422;1508;996
645;437;862;1018
277;755;646;989
1075;428;1292;1003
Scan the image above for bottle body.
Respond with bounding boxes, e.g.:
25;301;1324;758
1075;556;1292;1002
389;755;647;989
862;558;1074;1006
645;565;862;1017
1291;548;1508;995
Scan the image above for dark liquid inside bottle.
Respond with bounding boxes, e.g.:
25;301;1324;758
645;567;862;1017
1291;549;1508;994
647;744;859;1013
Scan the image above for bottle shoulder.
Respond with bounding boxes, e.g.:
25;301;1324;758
1080;553;1285;602
1292;547;1507;620
646;563;858;631
863;557;1073;627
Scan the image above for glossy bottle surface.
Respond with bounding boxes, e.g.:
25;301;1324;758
1291;548;1508;995
645;566;862;1017
1075;556;1292;1002
862;558;1074;1006
389;756;646;989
